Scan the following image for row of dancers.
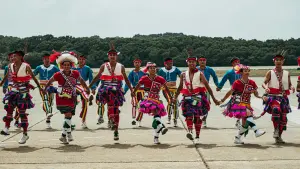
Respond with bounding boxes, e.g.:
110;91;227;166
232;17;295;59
0;45;299;145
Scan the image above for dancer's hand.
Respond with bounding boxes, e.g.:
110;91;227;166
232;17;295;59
290;86;295;93
216;87;221;92
92;89;96;95
262;96;268;102
42;88;47;95
265;87;270;94
2;87;6;94
171;98;177;104
86;88;90;95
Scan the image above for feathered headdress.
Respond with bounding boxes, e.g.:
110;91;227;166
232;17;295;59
234;64;250;74
49;50;78;69
107;42;120;55
273;50;287;60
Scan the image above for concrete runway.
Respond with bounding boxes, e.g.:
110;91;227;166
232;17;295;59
0;77;299;169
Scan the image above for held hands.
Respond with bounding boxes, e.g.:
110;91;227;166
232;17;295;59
290;86;295;93
265;87;270;94
92;89;96;95
85;88;90;95
131;91;135;97
216;87;221;92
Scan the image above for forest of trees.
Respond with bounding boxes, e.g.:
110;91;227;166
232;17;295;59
0;33;299;68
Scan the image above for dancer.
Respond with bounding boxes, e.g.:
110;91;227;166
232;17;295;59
0;51;41;144
124;58;146;126
217;57;242;128
173;53;219;144
34;53;60;129
3;52;20;128
262;53;295;144
72;55;96;129
132;62;171;144
220;64;265;144
158;58;181;126
297;75;300;109
89;43;133;140
197;55;219;128
44;51;90;144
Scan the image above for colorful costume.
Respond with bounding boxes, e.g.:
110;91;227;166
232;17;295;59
49;51;80;144
1;61;34;144
97;61;125;139
217;69;241;89
297;76;300;109
263;68;291;141
72;64;96;124
180;68;210;140
34;63;59;126
158;65;181;126
138;73;168;143
124;64;146;125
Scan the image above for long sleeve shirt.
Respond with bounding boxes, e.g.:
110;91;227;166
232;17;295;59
217;69;241;89
196;66;219;86
72;65;96;89
124;70;146;94
157;66;181;82
3;65;9;88
33;64;60;80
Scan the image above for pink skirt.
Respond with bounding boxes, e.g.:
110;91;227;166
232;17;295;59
139;99;167;117
223;103;253;119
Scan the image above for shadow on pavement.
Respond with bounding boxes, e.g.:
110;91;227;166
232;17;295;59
2;146;45;153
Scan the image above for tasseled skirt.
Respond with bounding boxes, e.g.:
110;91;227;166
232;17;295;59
180;93;210;117
96;85;125;106
3;91;34;110
139;98;167;116
263;95;291;114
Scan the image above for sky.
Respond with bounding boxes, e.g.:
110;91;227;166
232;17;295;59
0;0;299;40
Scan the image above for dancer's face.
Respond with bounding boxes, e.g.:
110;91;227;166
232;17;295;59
187;60;197;69
78;57;86;66
43;56;50;66
148;66;156;75
273;58;284;67
108;53;117;62
164;61;173;69
62;61;71;71
241;69;250;77
198;58;206;67
133;61;141;68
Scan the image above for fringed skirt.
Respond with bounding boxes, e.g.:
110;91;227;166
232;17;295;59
139;98;167;117
56;94;77;115
263;95;291;114
3;91;34;110
180;93;210;117
96;85;125;106
222;99;253;119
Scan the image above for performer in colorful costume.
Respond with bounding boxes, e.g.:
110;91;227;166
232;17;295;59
72;55;97;129
174;53;219;144
297;56;300;70
217;57;242;128
2;52;20;128
262;53;295;144
33;53;60;129
0;51;41;144
197;55;219;128
89;43;133;140
220;64;265;144
132;62;171;144
124;58;146;126
158;58;181;126
44;51;90;144
297;76;300;109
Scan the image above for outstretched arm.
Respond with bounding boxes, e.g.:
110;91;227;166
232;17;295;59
262;70;271;93
27;65;41;89
201;72;219;104
89;65;104;88
79;76;90;95
220;89;234;103
174;74;183;100
122;65;133;92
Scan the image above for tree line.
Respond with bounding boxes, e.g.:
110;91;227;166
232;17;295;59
0;33;299;68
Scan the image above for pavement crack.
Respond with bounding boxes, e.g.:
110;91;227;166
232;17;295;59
178;115;210;169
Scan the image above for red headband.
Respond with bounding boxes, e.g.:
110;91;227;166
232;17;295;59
133;59;141;63
164;60;173;65
186;57;197;62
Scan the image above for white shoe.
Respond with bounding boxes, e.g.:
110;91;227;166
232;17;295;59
167;120;171;124
154;137;160;144
173;119;178;127
81;122;88;129
1;127;10;135
186;132;194;140
195;137;200;145
18;134;29;144
273;128;279;138
67;133;74;142
161;128;168;135
255;129;266;137
47;113;53;118
138;121;142;127
46;122;52;129
234;136;244;144
59;136;69;144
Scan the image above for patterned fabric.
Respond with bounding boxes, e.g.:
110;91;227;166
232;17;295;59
96;84;125;106
139;99;167;117
3;91;34;110
180;93;210;117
